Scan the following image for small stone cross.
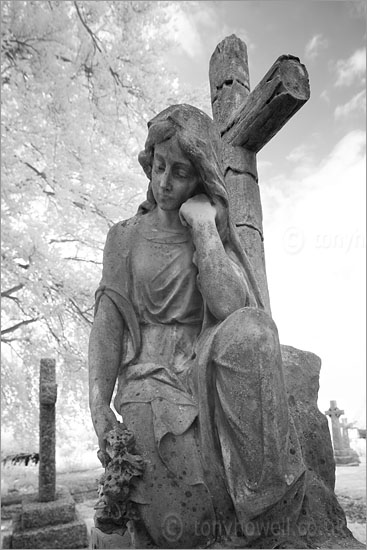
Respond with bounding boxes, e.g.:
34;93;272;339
209;35;310;313
341;417;355;450
39;358;58;502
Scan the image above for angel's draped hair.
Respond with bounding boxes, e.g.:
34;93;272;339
137;103;265;309
137;104;229;242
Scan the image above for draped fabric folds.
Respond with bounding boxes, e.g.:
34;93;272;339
94;214;306;546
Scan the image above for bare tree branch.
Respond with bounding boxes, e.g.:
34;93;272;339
23;160;47;181
1;318;39;336
1;336;31;344
44;318;61;344
1;284;24;298
73;0;127;89
49;238;81;244
68;296;93;325
73;1;102;53
22;161;108;220
64;257;102;265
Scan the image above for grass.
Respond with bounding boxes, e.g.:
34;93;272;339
1;449;101;497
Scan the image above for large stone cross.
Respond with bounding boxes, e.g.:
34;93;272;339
325;399;344;452
209;35;310;313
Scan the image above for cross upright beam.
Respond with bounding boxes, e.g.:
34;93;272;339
39;358;57;502
325;400;344;452
209;35;310;313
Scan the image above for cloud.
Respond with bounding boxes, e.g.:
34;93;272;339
334;48;366;87
286;144;314;164
262;130;366;425
257;159;272;172
164;3;254;63
165;2;219;59
334;89;366;119
320;90;330;103
284;143;318;180
304;34;328;61
166;6;205;58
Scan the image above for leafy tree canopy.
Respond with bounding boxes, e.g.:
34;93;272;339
1;0;207;457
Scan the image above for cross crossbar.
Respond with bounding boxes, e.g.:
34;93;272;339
209;35;310;312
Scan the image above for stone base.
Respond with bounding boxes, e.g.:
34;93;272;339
12;488;76;530
11;517;88;549
334;449;360;467
8;486;88;549
1;531;12;549
91;526;132;549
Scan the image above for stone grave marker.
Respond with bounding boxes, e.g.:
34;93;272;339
39;357;57;501
8;358;89;549
325;400;360;466
341;418;354;448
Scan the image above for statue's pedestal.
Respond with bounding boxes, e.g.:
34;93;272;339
281;346;364;548
334;448;360;467
8;487;88;549
91;526;132;549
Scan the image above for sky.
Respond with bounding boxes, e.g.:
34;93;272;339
162;1;366;428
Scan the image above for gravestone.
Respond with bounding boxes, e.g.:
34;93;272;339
341;418;361;465
325;400;360;467
341;418;355;449
7;358;89;550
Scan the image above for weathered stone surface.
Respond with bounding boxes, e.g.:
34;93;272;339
281;345;364;548
281;345;334;489
91;526;132;549
11;516;88;549
1;502;22;520
1;532;12;549
297;470;363;549
12;489;76;531
94;423;144;535
210;34;250;92
7;487;89;549
221;143;258;179
223;55;310;151
39;358;57;502
209;34;250;128
211;35;309;316
39;382;57;405
225;170;263;231
212;80;249;130
236;224;271;313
